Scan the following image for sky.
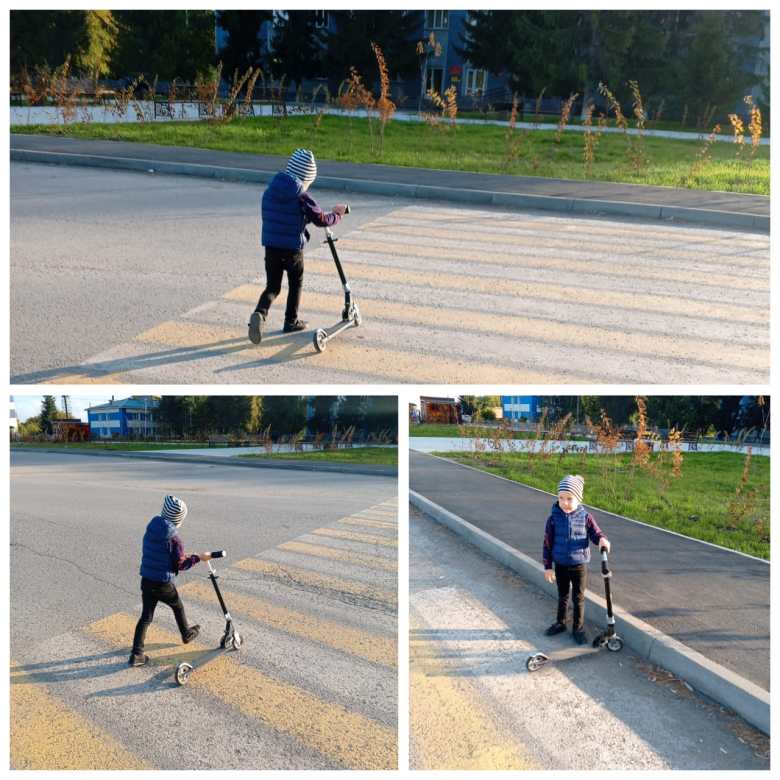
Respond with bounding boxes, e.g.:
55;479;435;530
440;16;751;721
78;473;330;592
11;395;114;423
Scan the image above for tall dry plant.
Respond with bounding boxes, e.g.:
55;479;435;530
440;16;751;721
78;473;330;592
338;67;371;154
627;80;649;170
503;93;527;171
633;396;652;471
725;446;765;539
195;61;223;119
582;101;605;175
371;42;397;155
243;66;262;114
309;82;331;145
221;65;254;122
533;86;547;127
728;111;745;156
686;123;721;183
597;82;628;133
668;427;684;478
744;95;762;158
555;92;579;144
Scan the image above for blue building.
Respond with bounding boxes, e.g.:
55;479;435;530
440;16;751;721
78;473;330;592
87;396;159;439
501;395;542;423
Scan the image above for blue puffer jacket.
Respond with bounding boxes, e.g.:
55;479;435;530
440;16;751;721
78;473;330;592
550;503;591;566
261;172;307;250
139;515;177;582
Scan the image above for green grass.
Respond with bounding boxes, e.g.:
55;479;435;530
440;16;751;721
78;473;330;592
238;446;398;466
11;441;207;451
434;451;769;559
410;423;588;440
12;113;769;194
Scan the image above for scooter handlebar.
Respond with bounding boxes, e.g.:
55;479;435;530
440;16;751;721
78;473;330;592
210;550;226;559
600;549;611;576
344;204;350;214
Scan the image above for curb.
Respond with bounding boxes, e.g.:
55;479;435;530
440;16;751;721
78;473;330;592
410;489;770;736
12;447;397;478
11;148;769;233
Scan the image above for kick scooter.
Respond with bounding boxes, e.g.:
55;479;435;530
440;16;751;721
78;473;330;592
175;551;243;685
526;549;623;672
312;204;362;352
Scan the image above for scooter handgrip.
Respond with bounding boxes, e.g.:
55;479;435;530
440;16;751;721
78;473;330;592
211;550;226;559
344;204;350;214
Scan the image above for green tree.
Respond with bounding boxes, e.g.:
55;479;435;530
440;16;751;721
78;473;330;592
217;10;272;77
74;10;119;81
157;396;187;437
327;10;423;87
269;11;326;87
308;396;338;434
206;396;255;434
364;397;397;439
39;395;59;436
336;396;367;431
11;10;84;75
261;397;307;437
18;416;43;437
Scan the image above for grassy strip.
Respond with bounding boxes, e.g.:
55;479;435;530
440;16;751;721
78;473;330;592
13;114;769;195
11;441;208;451
410;423;587;440
237;446;398;466
434;451;769;559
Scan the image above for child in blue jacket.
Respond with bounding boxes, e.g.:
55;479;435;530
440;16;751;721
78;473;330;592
129;495;213;667
248;148;347;343
542;475;611;644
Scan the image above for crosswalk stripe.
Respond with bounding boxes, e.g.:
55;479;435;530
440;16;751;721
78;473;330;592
278;541;397;572
10;663;145;769
311;527;398;547
233;557;397;609
409;614;534;770
180;579;396;667
339;516;397;530
85;613;396;769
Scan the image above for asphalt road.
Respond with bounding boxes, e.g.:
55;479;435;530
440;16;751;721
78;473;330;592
10;451;397;769
410;451;769;691
11;162;769;384
410;507;768;770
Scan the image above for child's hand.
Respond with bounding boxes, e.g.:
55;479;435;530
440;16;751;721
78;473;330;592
544;569;555;583
332;204;348;216
599;538;611;553
199;551;213;561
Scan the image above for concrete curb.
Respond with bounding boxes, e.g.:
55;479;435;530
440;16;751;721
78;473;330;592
410;489;770;735
12;446;397;478
11;148;769;233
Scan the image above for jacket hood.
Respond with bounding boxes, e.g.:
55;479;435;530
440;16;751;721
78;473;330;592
146;515;177;542
271;171;303;201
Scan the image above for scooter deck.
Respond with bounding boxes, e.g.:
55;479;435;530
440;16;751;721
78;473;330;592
534;644;602;664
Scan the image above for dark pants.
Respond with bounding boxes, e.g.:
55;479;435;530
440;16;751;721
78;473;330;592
555;562;587;632
254;247;304;324
131;577;191;655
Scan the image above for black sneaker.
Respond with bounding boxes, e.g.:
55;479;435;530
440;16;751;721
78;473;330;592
182;625;200;644
248;312;264;344
128;652;149;667
283;319;307;333
573;629;589;645
545;621;567;636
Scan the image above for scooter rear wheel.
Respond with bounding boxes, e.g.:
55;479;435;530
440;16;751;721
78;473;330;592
313;329;328;353
526;652;549;672
230;632;243;651
352;305;362;327
175;662;193;686
607;637;624;652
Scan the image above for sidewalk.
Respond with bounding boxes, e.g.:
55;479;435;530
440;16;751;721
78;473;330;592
10;133;769;231
409;451;769;692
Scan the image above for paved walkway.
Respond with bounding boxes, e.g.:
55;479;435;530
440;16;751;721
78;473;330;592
10;134;769;229
410;451;769;691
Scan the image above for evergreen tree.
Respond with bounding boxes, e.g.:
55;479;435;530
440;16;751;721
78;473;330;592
336;396;367;432
270;11;326;87
206;396;255;434
364;397;397;439
157;396;187;437
11;10;84;74
217;10;272;77
308;396;339;434
39;395;58;436
261;397;307;437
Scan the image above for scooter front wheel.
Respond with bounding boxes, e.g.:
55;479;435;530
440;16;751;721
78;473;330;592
230;632;243;651
175;662;193;686
352;305;362;327
526;652;549;672
607;637;624;652
313;329;328;353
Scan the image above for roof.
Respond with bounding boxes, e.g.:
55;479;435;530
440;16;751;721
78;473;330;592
420;397;458;405
87;396;160;412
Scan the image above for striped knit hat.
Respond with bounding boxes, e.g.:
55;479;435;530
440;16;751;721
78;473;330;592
557;475;584;503
161;495;187;527
286;148;317;186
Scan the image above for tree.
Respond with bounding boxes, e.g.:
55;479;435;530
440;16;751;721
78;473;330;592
74;10;119;81
336;396;367;431
157;395;187;437
327;10;423;87
308;396;338;434
11;10;84;75
364;397;397;439
39;396;59;436
217;10;272;77
261;397;307;437
270;11;326;87
206;396;256;434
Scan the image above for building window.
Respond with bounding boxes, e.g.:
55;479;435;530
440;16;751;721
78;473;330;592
314;10;329;28
426;10;448;29
464;68;487;96
426;67;444;95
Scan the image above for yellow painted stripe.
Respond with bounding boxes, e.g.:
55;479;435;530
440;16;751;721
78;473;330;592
278;541;396;572
10;662;145;769
338;235;767;291
339;516;397;530
409;615;534;770
180;579;396;668
311;527;398;548
233;557;396;608
301;258;766;323
129;319;592;383
225;286;767;369
85;614;396;769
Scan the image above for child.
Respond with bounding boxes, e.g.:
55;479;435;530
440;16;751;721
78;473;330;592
129;495;213;667
248;148;348;344
542;475;611;645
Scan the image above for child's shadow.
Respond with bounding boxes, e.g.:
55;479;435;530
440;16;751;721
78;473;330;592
12;643;226;698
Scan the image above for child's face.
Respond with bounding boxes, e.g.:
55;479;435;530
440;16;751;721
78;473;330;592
558;491;580;513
